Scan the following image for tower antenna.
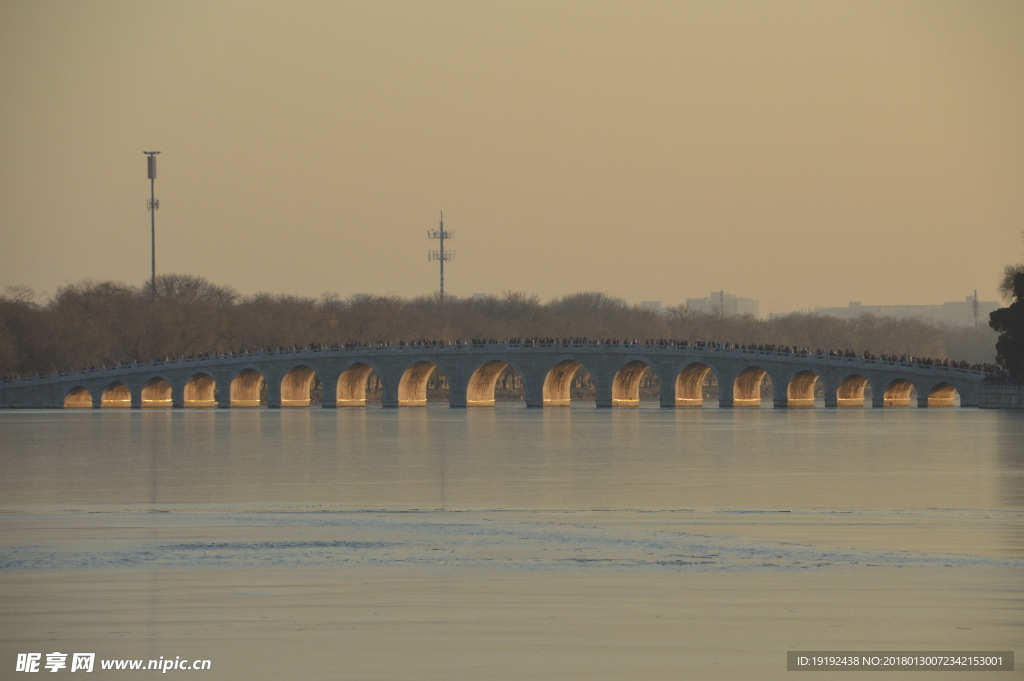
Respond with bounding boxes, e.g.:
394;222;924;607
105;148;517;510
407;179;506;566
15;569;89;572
427;211;455;305
973;289;979;330
143;151;161;299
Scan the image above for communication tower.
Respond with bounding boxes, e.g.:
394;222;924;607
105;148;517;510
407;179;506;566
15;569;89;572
973;289;979;329
427;211;455;304
144;151;161;299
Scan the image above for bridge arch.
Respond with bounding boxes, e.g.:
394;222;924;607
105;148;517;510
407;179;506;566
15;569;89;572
733;365;773;408
836;373;871;407
926;381;958;408
398;361;450;407
184;372;217;407
281;364;320;407
611;358;657;407
230;367;266;408
466;359;527;407
141;376;173;408
336;361;383;407
674;362;719;407
101;381;132;408
883;378;918;408
786;369;821;408
542;358;598;407
63;386;93;409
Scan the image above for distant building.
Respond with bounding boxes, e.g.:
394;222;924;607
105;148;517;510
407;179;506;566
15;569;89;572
686;292;759;318
639;301;662;313
812;295;998;327
472;293;487;301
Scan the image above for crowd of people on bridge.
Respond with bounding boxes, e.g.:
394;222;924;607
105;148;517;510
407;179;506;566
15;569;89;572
3;336;1004;383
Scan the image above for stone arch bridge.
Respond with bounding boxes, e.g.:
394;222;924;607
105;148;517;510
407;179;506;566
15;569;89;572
1;342;985;409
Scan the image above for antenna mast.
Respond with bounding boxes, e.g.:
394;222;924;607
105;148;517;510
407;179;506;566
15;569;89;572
427;211;455;304
144;151;161;299
973;289;979;330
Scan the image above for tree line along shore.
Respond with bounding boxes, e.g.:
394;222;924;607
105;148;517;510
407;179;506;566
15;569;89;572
0;274;999;379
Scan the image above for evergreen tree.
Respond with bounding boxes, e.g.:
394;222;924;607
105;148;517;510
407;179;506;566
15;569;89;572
989;272;1024;380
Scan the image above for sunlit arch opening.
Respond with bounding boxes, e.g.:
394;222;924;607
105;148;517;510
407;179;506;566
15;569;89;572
184;373;217;408
612;360;655;407
231;369;266;408
467;360;525;407
63;386;93;409
495;365;525;402
883;378;917;408
398;361;448;407
674;363;716;407
927;382;959;408
837;374;869;407
101;382;131;408
141;377;172;408
281;365;320;407
336;363;382;407
542;360;594;407
787;370;821;408
733;366;772;407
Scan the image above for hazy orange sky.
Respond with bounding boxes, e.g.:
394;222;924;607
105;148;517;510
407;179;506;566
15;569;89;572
1;0;1021;315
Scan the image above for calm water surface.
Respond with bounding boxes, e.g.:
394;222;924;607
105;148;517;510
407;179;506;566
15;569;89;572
2;407;1023;681
2;406;1021;511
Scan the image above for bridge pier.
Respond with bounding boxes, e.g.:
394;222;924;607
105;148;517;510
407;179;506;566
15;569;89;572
216;377;231;408
265;380;281;409
959;385;979;407
659;388;676;408
523;366;544;408
380;377;399;408
321;370;339;408
595;379;613;408
717;377;735;408
448;381;468;408
172;383;185;409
